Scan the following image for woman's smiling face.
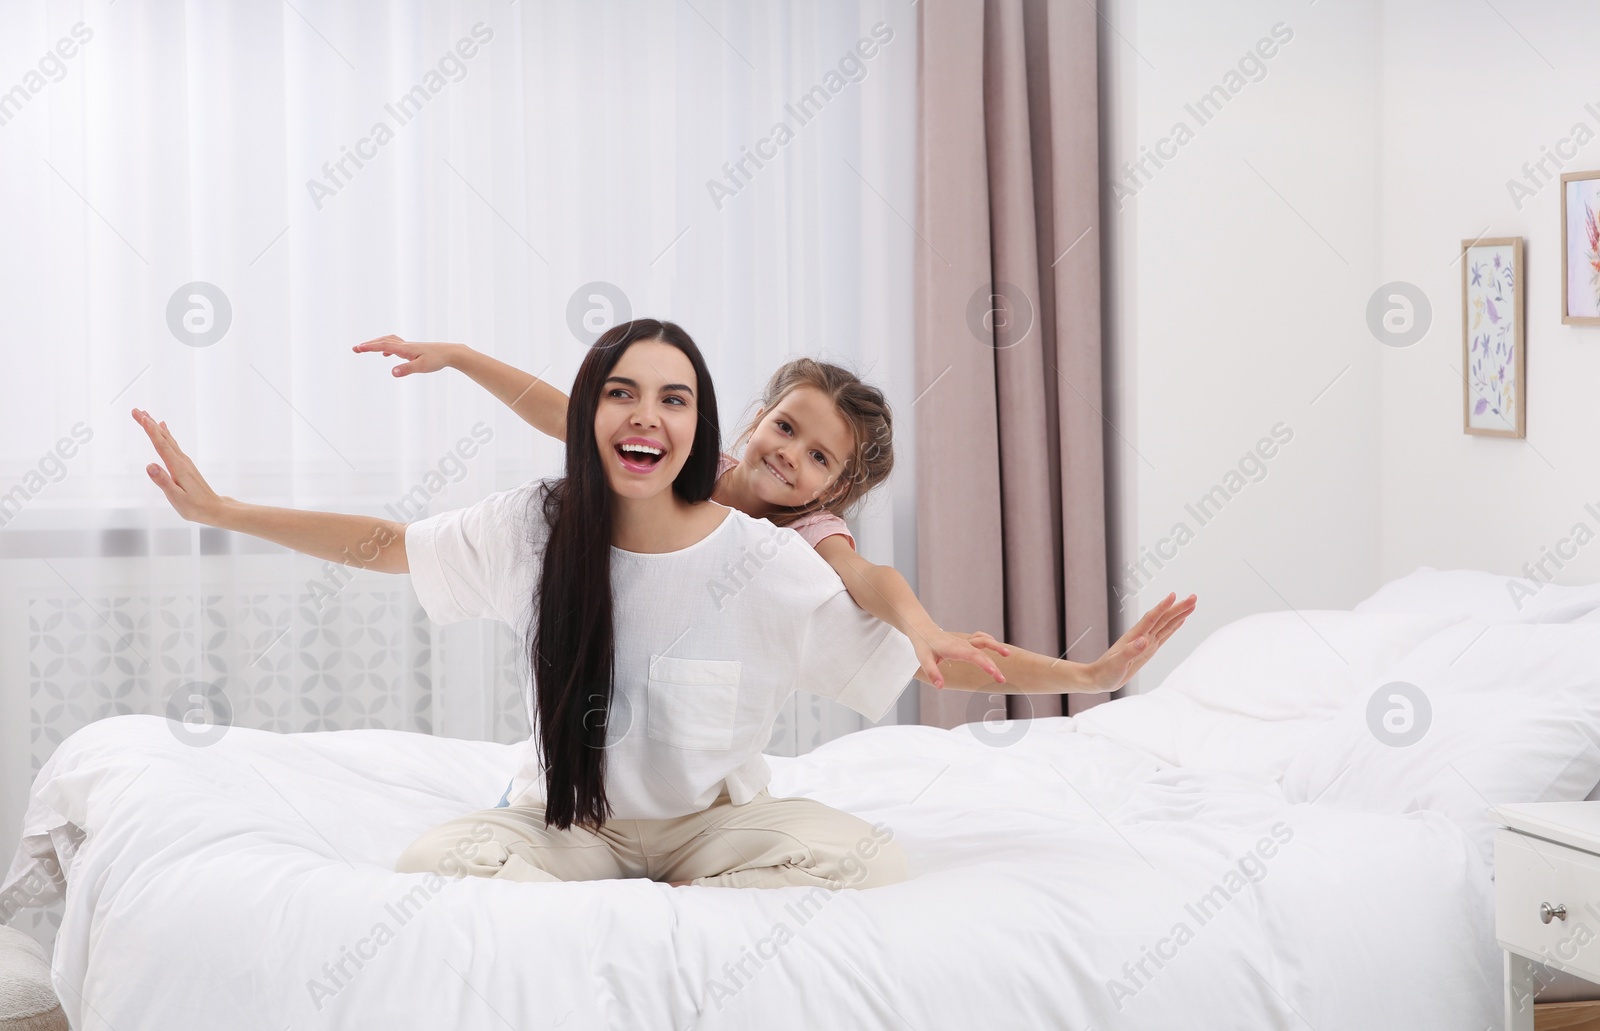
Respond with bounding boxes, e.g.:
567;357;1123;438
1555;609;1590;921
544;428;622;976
594;339;701;499
742;385;855;508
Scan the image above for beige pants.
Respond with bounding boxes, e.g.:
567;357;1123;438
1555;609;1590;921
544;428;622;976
394;785;907;890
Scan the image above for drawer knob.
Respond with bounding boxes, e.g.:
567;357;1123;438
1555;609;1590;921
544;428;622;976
1541;903;1568;924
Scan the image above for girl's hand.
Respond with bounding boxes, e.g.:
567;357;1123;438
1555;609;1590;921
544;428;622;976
916;629;1011;690
133;409;228;526
352;335;460;377
1084;592;1197;693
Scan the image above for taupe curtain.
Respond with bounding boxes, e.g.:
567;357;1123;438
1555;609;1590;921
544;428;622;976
914;0;1112;728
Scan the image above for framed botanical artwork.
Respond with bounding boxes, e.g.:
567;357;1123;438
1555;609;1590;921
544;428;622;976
1460;236;1525;438
1562;170;1600;326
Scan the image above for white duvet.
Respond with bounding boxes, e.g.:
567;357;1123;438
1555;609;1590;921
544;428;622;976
9;568;1600;1030
3;714;1499;1030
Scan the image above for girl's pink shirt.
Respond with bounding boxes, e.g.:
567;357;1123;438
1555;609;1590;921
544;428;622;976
716;452;855;551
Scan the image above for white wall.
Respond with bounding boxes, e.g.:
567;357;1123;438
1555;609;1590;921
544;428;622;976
1102;0;1384;690
1378;1;1600;593
1106;0;1600;689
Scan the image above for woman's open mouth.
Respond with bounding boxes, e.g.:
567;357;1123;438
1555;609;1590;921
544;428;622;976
616;441;665;474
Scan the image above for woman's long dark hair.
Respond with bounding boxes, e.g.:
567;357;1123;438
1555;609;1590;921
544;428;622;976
529;319;721;831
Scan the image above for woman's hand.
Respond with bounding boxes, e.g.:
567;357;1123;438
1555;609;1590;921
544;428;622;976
1082;592;1197;693
915;628;1011;690
133;409;228;526
352;335;461;377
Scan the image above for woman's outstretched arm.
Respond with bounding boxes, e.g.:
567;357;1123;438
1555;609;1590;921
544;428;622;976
134;408;409;574
353;336;571;443
812;534;1196;695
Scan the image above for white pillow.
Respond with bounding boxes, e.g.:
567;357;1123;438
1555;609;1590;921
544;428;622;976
1281;621;1600;868
1072;690;1323;781
1156;609;1458;722
1354;566;1600;624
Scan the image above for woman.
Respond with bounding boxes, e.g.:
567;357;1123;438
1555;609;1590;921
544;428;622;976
138;321;920;889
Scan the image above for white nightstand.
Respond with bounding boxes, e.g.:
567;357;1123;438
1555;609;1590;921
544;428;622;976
1493;802;1600;1031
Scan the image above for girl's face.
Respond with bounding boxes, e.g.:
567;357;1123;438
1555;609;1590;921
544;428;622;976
594;339;701;499
742;386;855;508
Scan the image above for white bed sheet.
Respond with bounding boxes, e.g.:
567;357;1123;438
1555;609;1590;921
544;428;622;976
3;711;1501;1030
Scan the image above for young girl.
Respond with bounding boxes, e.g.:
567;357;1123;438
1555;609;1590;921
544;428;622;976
136;320;952;890
353;335;1197;695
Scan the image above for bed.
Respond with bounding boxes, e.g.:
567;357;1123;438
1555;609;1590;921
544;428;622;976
7;568;1600;1029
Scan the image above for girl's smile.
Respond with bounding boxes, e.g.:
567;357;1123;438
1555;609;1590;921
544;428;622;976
760;455;792;487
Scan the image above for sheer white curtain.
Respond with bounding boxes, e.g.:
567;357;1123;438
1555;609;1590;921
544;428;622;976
0;0;919;943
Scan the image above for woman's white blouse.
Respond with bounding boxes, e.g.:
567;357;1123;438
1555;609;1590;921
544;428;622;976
404;480;920;820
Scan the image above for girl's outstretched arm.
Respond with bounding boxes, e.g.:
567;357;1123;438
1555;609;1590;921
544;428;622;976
814;533;1007;688
134;409;409;574
353;336;570;442
813;534;1196;694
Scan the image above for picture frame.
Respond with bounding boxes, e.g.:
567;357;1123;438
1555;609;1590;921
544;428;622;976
1561;170;1600;326
1460;236;1525;438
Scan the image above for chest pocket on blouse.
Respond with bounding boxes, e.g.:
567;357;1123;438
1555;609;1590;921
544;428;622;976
645;655;743;751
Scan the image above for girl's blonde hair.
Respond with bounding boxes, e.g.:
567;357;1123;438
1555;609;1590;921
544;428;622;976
730;357;894;529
